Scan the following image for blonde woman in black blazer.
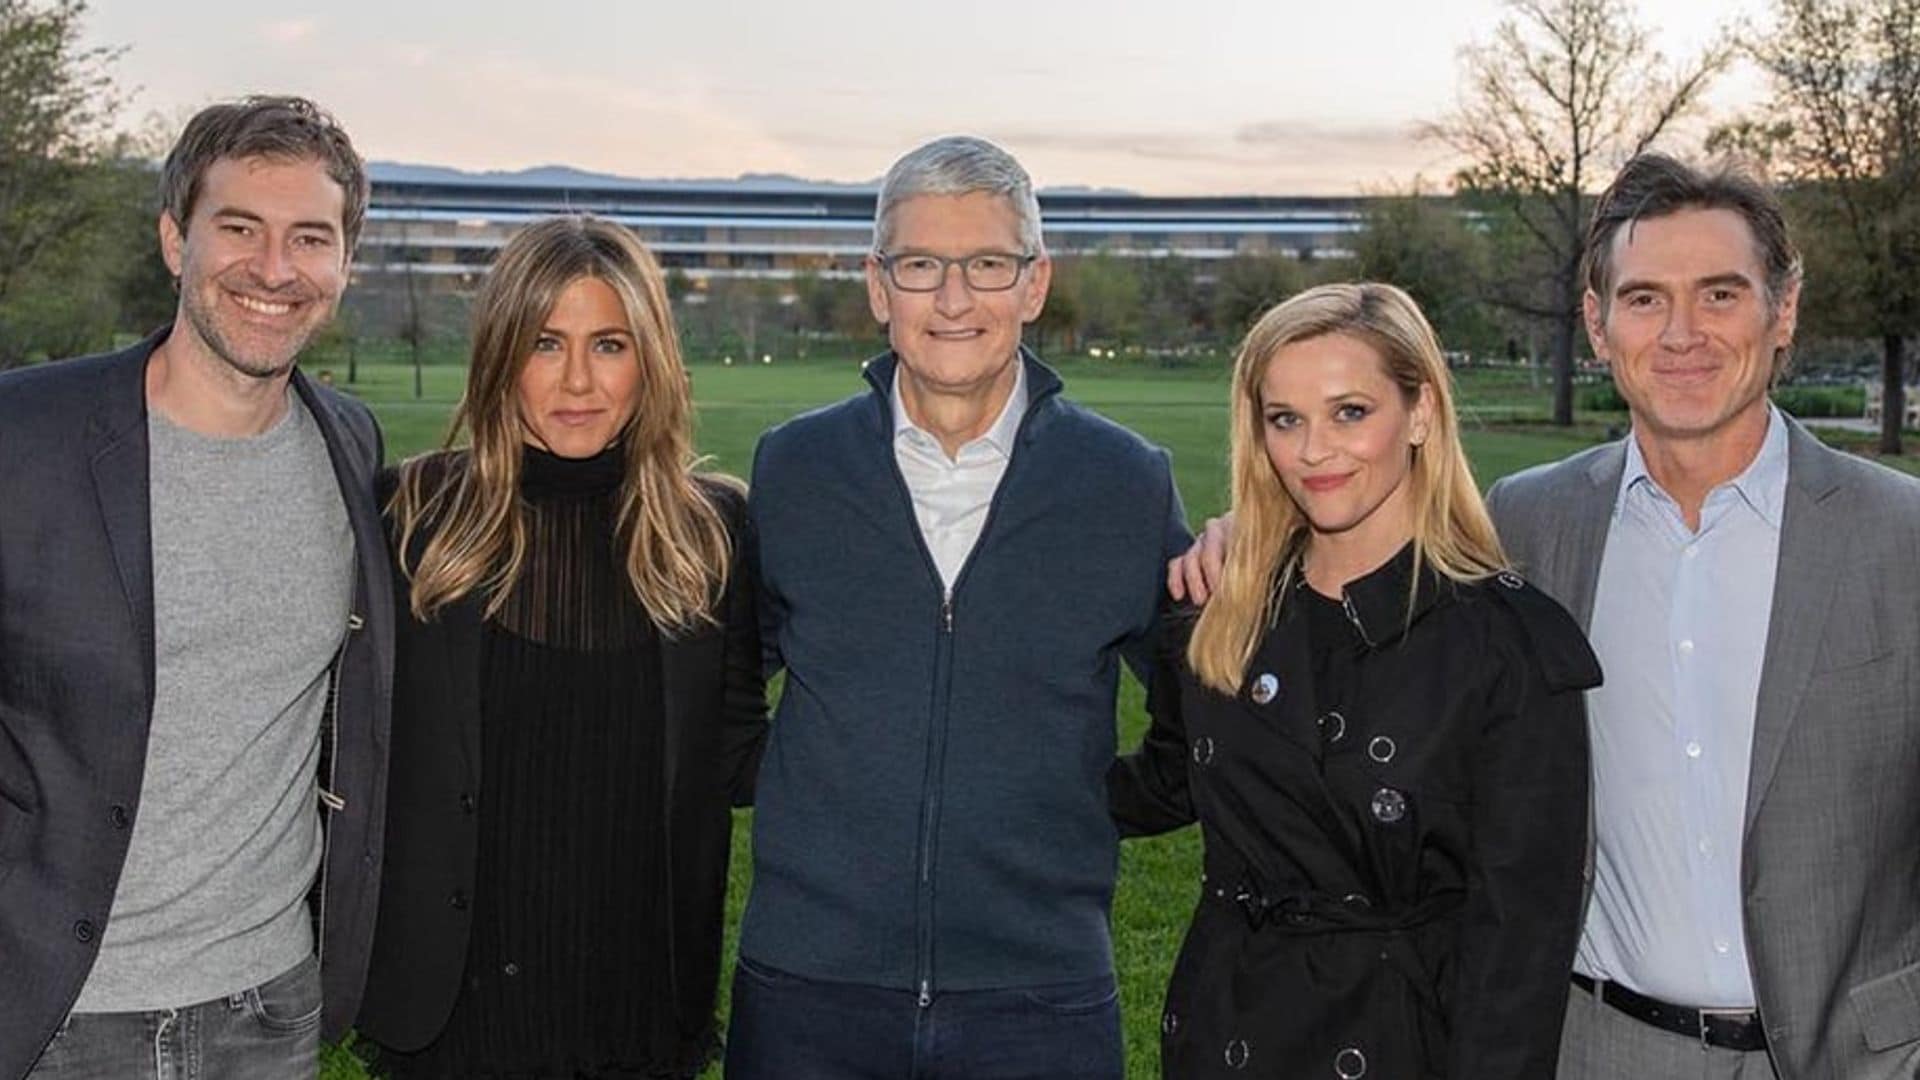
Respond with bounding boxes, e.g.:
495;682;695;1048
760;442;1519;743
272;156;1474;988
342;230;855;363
357;216;766;1079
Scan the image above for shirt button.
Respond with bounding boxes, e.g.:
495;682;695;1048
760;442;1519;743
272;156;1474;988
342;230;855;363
1678;640;1695;654
1685;742;1702;759
459;792;477;814
1698;838;1713;855
1684;546;1700;560
108;805;130;829
1714;939;1732;955
73;919;96;943
503;962;520;976
449;890;470;910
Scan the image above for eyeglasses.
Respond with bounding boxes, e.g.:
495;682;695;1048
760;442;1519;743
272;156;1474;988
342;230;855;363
875;251;1036;292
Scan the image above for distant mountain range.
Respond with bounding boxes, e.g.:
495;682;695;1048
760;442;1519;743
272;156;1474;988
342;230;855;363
366;161;1135;197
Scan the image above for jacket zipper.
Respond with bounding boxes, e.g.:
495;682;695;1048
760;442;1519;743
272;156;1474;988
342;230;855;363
875;358;1054;1013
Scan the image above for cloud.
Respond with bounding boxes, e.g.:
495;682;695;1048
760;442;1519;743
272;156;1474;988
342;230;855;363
260;18;318;44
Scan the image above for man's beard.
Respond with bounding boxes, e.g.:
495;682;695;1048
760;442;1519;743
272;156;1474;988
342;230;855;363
179;273;328;380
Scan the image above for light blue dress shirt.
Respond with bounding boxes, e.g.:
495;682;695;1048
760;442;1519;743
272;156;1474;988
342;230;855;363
1574;406;1789;1008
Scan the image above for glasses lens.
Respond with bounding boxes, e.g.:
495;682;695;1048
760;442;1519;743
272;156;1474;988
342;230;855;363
964;254;1022;291
889;255;944;291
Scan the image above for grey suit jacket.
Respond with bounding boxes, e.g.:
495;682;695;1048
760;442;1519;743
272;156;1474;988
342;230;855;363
0;331;395;1080
1486;418;1920;1080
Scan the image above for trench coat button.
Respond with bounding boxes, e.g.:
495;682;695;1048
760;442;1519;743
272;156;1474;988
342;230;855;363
1224;1039;1251;1069
449;890;469;911
1161;1010;1180;1037
1250;673;1279;704
1318;711;1346;742
1367;735;1396;763
108;804;130;829
1371;788;1407;823
1335;1047;1368;1078
1192;736;1216;765
73;919;96;943
1496;571;1525;590
459;792;477;814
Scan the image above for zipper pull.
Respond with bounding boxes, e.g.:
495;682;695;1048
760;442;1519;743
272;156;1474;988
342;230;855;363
918;980;932;1008
941;593;953;633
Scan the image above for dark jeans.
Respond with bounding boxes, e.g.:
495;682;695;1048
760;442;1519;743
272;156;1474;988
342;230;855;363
724;956;1122;1080
26;953;322;1080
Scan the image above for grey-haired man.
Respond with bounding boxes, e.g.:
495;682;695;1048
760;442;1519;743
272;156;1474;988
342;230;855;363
728;136;1189;1079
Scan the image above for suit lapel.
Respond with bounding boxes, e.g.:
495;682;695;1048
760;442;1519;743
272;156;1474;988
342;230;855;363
1743;423;1846;830
1557;443;1624;631
86;341;160;704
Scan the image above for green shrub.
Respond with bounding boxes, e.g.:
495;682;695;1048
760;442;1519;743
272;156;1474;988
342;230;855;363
1579;382;1866;418
1771;384;1865;418
1578;383;1629;412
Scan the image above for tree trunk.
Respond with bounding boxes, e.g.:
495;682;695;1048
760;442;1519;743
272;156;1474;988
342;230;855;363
1551;265;1579;426
1882;333;1907;456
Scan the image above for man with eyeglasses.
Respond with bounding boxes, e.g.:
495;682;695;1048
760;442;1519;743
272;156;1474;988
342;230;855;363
729;136;1189;1079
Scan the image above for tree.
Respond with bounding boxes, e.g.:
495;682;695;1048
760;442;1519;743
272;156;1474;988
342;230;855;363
0;0;138;367
1712;0;1920;453
1429;0;1727;424
1070;252;1144;345
1353;182;1499;352
1212;253;1304;339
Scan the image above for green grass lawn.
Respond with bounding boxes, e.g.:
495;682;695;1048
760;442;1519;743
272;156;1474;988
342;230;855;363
319;356;1905;1079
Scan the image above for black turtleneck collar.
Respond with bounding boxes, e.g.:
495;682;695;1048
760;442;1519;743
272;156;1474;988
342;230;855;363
520;441;625;498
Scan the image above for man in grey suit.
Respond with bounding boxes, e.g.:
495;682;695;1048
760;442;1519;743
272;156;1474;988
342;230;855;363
1174;154;1920;1078
1486;154;1920;1079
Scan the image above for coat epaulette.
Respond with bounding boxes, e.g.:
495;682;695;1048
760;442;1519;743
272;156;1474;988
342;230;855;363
1479;570;1603;695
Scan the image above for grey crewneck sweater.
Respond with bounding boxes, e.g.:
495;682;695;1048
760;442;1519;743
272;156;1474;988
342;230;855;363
76;391;353;1011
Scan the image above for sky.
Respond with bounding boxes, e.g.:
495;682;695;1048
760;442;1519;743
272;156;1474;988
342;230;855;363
85;0;1770;196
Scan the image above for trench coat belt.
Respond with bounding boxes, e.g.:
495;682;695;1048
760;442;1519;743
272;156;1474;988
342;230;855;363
1220;879;1463;936
1215;881;1459;1017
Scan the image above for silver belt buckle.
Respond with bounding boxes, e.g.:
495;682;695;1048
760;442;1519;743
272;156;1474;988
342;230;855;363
1697;1006;1757;1051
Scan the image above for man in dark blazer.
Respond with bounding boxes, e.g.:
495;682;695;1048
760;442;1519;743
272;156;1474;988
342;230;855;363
1487;156;1920;1080
0;96;392;1079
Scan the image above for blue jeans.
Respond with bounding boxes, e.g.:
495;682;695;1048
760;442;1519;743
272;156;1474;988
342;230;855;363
724;956;1122;1080
26;953;322;1080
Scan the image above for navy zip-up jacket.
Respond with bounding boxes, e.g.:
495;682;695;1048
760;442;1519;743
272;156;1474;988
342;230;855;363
740;349;1190;997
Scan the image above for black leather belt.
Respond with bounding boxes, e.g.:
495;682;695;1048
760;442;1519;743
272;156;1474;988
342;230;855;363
1572;973;1768;1052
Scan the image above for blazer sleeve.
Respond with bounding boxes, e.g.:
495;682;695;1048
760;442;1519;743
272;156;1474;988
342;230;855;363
1447;594;1597;1080
1107;601;1198;838
711;482;770;807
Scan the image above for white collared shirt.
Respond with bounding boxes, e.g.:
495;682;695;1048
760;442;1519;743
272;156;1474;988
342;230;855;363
890;361;1028;590
1576;406;1790;1008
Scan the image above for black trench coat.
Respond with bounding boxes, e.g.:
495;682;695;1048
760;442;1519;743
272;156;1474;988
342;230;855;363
1113;546;1599;1080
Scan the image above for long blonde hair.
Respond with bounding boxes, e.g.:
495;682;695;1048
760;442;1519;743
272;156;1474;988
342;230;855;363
1188;282;1507;693
390;215;735;631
